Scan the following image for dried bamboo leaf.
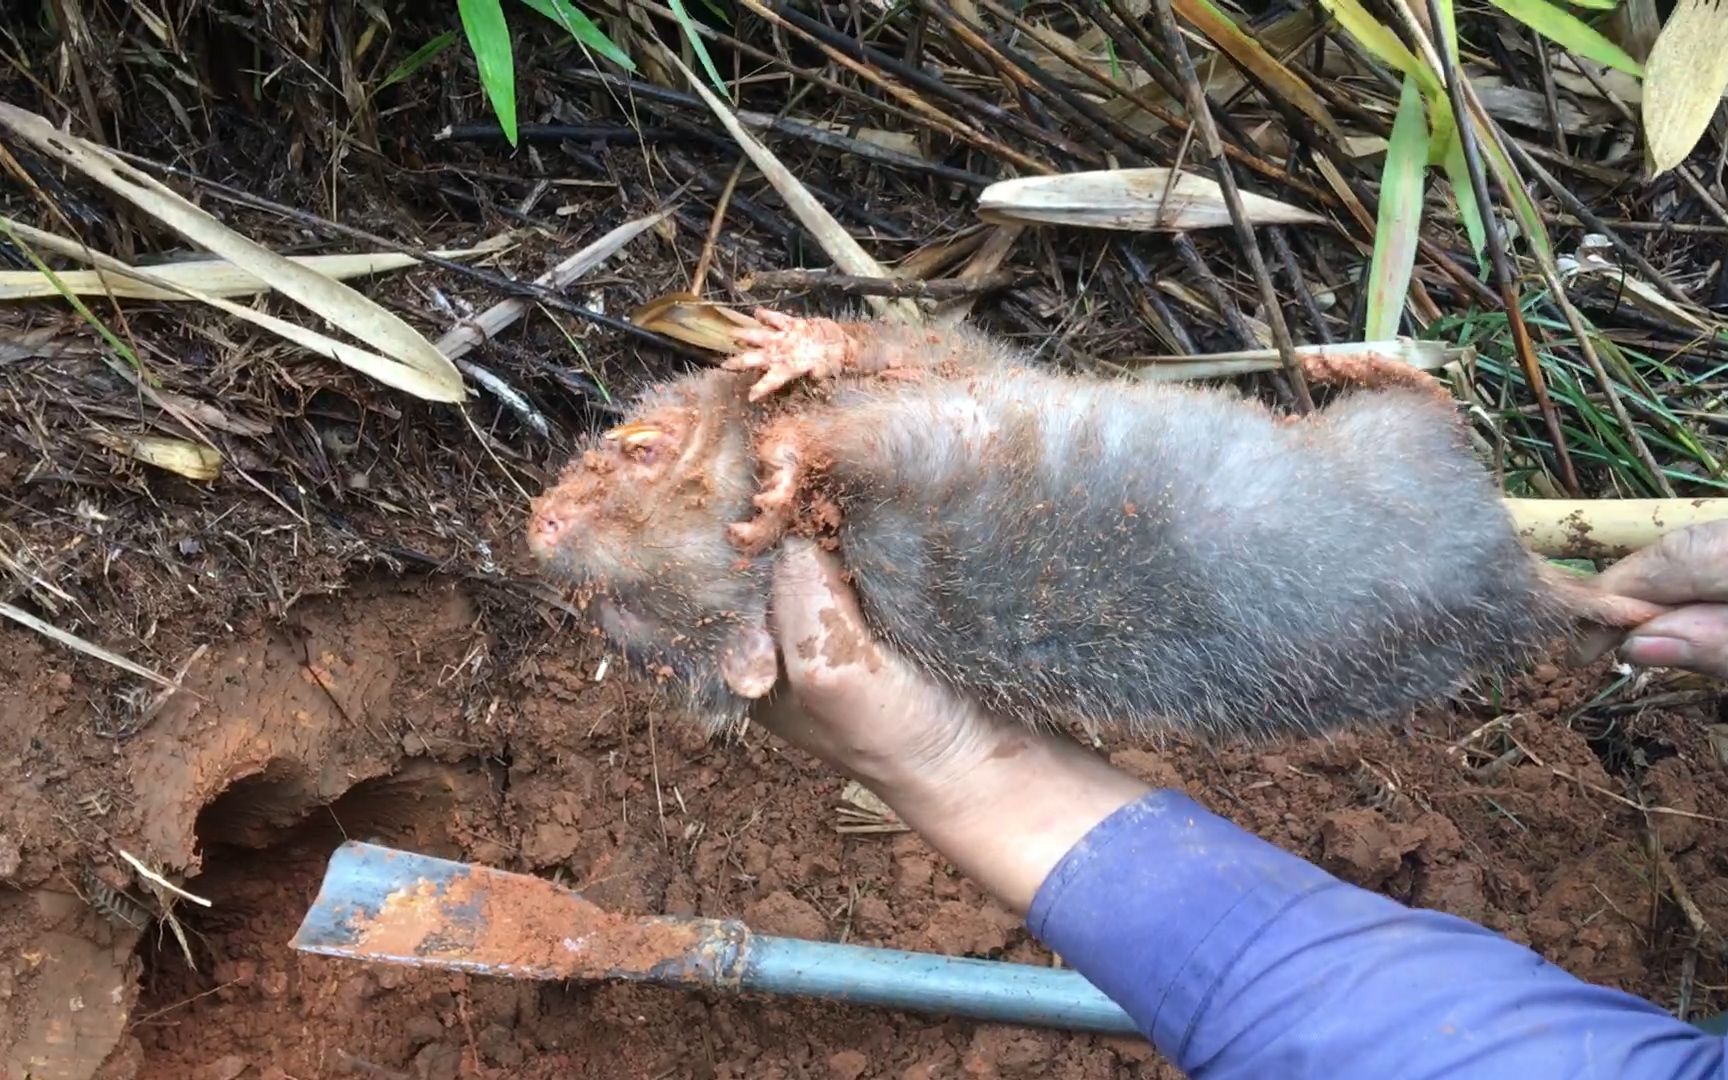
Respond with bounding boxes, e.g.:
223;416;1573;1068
1366;74;1428;340
1115;339;1463;381
88;432;223;481
0;217;465;401
0;102;466;402
630;293;761;352
0;238;516;301
1158;279;1272;346
1560;236;1715;331
657;47;921;324
977;168;1325;230
1641;0;1728;176
435;209;671;361
1174;0;1342;139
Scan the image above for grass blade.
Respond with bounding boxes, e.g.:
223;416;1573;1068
1366;74;1428;340
668;0;730;100
518;0;635;71
458;0;518;147
1486;0;1644;76
380;29;459;90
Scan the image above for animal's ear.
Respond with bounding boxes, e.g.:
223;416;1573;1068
719;621;779;698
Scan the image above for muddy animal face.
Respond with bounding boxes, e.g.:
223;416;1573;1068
524;369;779;726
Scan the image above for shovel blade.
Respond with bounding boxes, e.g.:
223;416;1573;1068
290;841;715;982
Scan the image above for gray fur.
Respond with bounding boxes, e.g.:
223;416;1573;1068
817;366;1566;741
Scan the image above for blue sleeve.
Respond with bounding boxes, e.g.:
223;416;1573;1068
1026;789;1726;1079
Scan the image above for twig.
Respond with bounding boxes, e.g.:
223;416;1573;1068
740;268;1023;298
1647;826;1715;942
924;0;1155;166
692;160;745;297
594;2;1006;179
1170;234;1260;352
991;0;1329;203
1528;31;1567;156
734;0;1062;176
1268;227;1333;344
432;208;675;436
1503;138;1691;308
1145;0;1310;408
765;0;1094;164
1409;0;1580;494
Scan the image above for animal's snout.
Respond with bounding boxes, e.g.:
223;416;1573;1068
526;503;567;555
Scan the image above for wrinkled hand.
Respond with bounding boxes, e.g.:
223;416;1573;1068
747;539;1013;793
748;539;1150;915
1575;521;1728;679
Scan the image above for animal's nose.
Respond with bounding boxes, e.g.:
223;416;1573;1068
528;508;564;551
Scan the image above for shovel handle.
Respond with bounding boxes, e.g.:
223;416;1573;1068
723;929;1141;1036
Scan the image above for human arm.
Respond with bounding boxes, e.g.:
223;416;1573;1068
755;539;1727;1078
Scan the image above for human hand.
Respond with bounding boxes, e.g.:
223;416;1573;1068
1573;521;1728;679
750;539;1150;914
748;538;1023;795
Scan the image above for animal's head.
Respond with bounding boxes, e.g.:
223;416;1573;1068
526;368;779;721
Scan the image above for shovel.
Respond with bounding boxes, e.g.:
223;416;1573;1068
290;840;1140;1037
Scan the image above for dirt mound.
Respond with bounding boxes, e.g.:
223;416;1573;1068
2;572;1724;1079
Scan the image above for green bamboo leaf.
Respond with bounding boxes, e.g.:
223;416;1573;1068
517;0;636;72
458;0;518;146
1441;137;1488;263
1366;73;1428;340
669;0;730;100
1485;0;1644;76
1474;114;1554;265
1316;0;1436;94
380;30;459;89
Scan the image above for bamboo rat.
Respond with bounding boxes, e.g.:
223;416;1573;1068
526;310;1649;742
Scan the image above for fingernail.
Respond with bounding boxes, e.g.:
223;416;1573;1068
1621;634;1695;669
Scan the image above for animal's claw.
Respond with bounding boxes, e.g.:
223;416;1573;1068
720;310;856;402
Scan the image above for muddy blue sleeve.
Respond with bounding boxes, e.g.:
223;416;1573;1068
1026;789;1725;1079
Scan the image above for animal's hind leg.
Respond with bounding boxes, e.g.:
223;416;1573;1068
723;310;1015;401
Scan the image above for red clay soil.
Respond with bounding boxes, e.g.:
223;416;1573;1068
2;575;1727;1080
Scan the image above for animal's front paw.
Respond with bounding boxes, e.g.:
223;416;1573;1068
726;479;800;556
722;309;857;402
727;512;789;558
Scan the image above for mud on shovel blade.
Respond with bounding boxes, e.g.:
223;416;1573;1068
291;840;1140;1037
